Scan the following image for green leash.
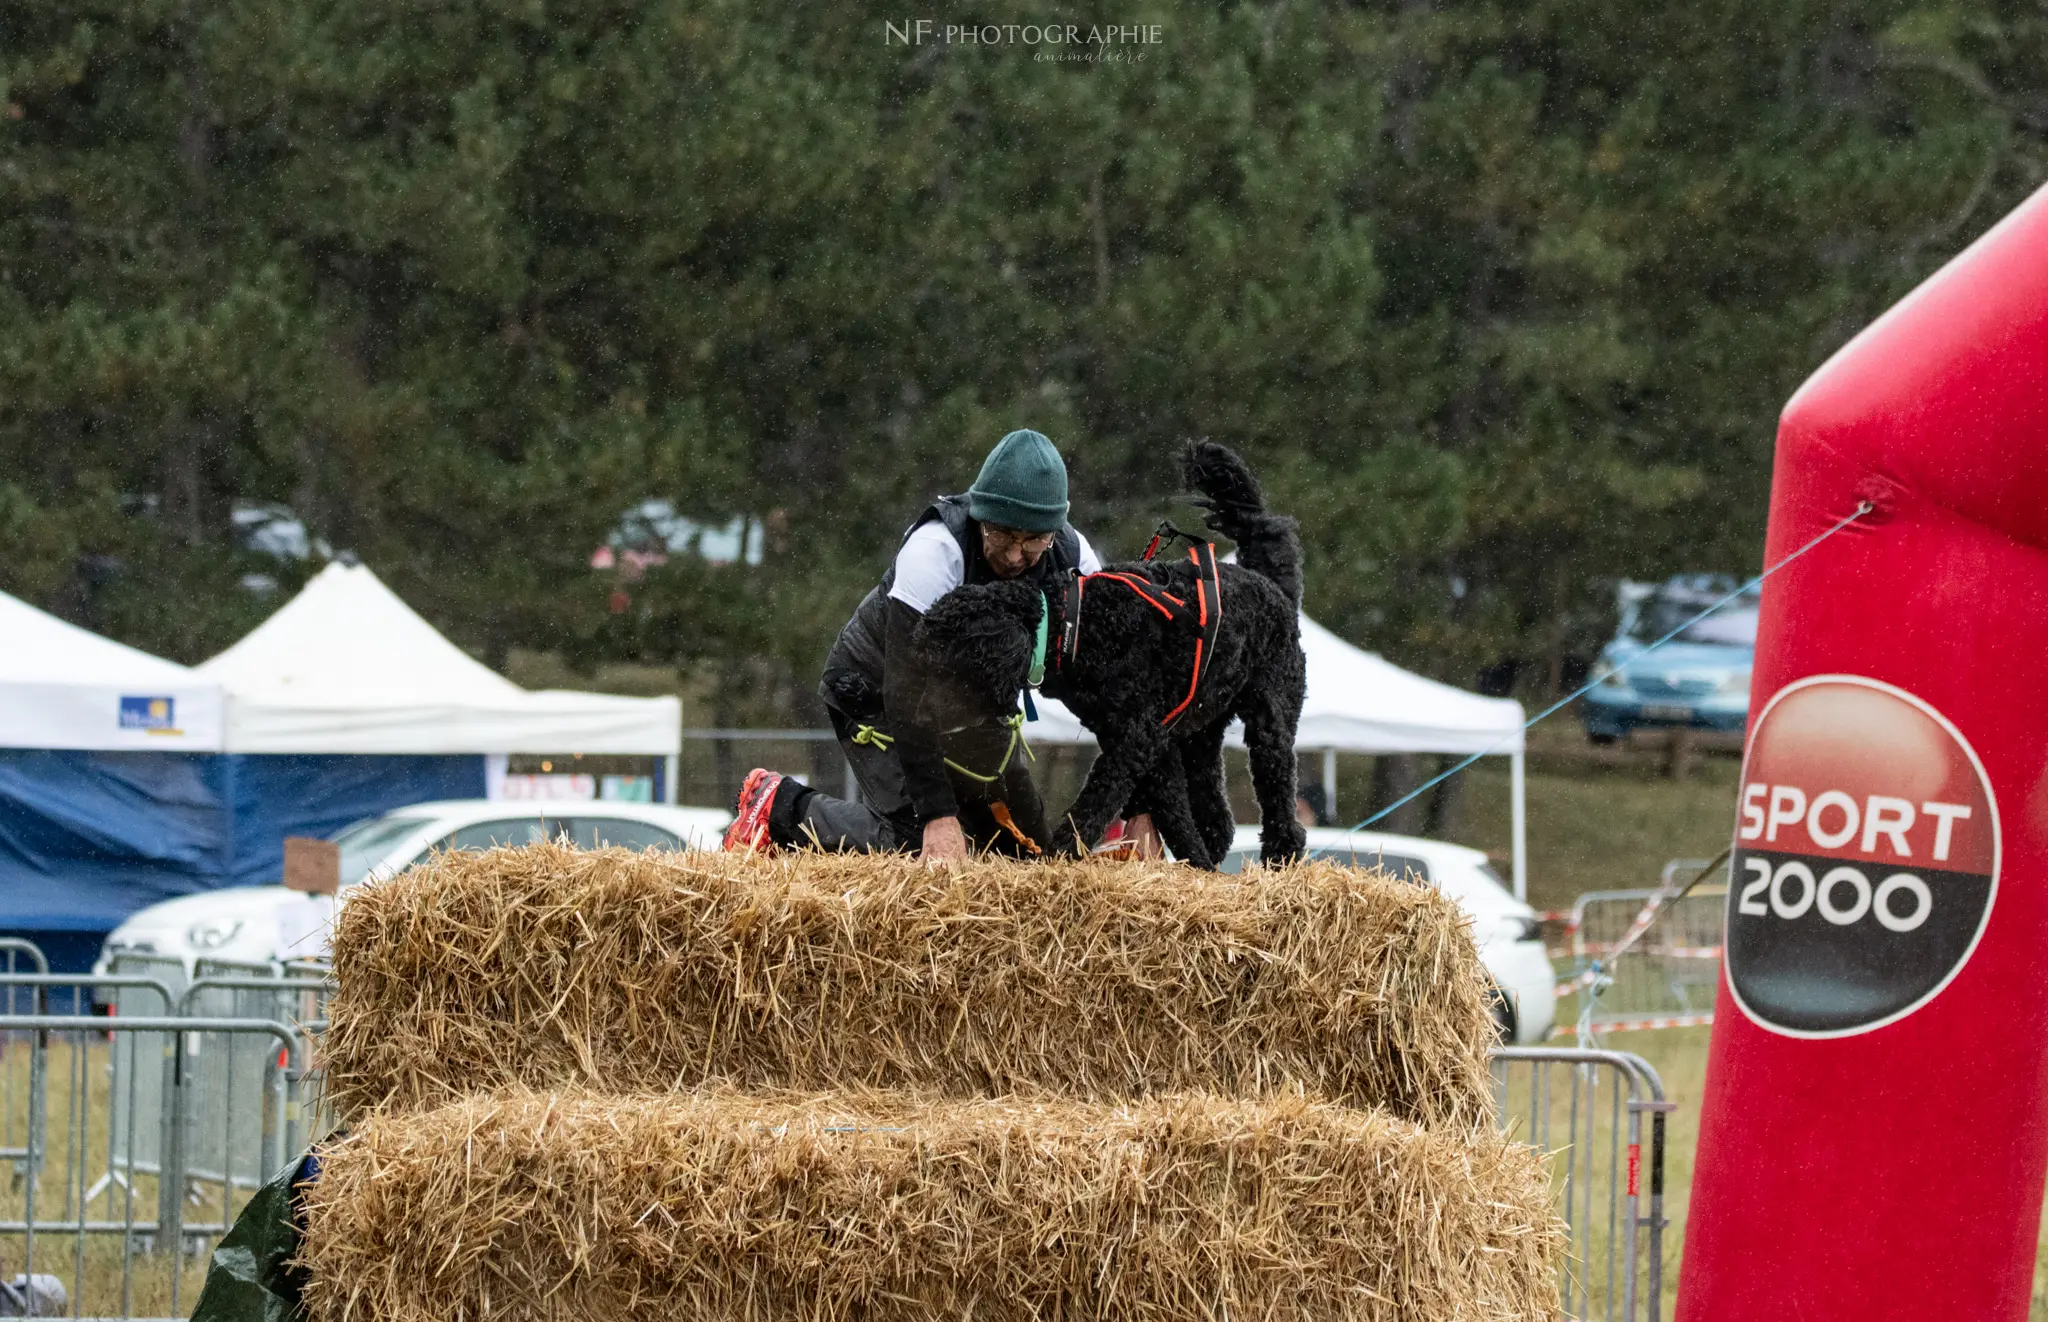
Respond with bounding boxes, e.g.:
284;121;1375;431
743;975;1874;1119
853;712;1033;786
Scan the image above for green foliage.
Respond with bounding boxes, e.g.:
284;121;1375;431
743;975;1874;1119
2;0;2040;698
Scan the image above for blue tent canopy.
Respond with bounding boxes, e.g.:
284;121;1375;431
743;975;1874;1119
0;750;226;930
219;754;484;887
0;751;483;931
3;570;674;953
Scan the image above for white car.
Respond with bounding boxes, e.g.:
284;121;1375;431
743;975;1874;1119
1219;826;1557;1044
94;799;732;979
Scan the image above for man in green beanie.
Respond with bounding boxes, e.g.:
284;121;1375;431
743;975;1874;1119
723;429;1156;863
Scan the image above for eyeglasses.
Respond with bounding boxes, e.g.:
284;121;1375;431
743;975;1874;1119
983;526;1057;554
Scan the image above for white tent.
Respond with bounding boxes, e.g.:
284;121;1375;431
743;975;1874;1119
198;565;682;791
0;591;223;751
1277;616;1526;755
1027;613;1532;897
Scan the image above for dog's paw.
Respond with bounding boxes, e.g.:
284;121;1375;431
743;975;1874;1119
1259;821;1307;866
1049;824;1087;858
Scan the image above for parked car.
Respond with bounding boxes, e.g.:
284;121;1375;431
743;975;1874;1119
1217;826;1556;1044
229;500;338;595
1582;575;1757;744
93;799;732;979
590;499;766;579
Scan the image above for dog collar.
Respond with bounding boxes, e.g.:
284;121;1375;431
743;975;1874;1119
1059;570;1083;670
1027;592;1048;688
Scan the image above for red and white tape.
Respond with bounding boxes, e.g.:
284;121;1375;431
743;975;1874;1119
1575;942;1722;960
1551;1013;1714;1037
1551;885;1726;997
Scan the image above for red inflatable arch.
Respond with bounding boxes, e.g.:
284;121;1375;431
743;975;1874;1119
1680;184;2048;1318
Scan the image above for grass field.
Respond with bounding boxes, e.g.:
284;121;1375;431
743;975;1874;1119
2;1034;232;1318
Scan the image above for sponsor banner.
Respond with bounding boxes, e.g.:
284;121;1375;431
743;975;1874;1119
1727;675;1998;1037
118;695;180;733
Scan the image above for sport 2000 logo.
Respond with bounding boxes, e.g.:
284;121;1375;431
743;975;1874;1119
1726;674;1999;1038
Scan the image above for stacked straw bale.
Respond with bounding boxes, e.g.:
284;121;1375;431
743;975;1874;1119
299;1085;1563;1322
320;843;1500;1128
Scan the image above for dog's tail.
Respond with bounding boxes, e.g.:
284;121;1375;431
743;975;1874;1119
1184;440;1302;606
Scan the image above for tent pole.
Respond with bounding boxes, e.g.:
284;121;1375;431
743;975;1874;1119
662;753;679;805
1509;748;1528;902
1321;747;1338;820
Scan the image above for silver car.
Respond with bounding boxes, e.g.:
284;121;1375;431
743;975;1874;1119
94;799;732;978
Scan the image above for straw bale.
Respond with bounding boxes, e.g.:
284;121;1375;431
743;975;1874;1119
298;1086;1562;1322
321;845;1499;1127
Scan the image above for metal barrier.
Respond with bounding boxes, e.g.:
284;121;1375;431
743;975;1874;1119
0;939;49;976
1493;1046;1674;1322
1563;863;1729;1034
177;973;332;1178
101;954;193;1200
0;940;52;1192
0;1014;309;1320
3;975;177;1205
103;952;190;1001
680;727;857;811
95;957;331;1197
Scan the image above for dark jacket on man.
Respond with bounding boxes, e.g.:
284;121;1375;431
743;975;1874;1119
819;494;1082;825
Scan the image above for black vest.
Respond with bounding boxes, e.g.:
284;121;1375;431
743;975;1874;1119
820;495;1082;717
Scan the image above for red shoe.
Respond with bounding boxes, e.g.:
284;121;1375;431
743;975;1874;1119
1093;817;1138;860
722;768;784;853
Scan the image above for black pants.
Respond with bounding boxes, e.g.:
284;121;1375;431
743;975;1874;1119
769;708;1051;857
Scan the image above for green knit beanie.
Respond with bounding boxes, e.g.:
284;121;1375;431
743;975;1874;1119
967;429;1069;533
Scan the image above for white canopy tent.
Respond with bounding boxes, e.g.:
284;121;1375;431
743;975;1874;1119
1027;613;1532;897
198;564;683;794
0;591;223;751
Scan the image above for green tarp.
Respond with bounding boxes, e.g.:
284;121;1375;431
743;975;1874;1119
187;1152;315;1322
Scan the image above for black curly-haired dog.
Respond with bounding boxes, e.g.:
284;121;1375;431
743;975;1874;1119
916;441;1306;869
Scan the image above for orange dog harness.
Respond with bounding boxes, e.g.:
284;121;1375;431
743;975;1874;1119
1058;542;1224;730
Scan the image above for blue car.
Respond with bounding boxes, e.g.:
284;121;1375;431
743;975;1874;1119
1583;575;1757;743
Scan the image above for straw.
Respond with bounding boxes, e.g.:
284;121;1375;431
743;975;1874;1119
320;845;1500;1130
298;1084;1563;1322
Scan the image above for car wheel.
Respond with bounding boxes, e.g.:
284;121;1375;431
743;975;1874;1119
1587;731;1618;747
1484;981;1518;1043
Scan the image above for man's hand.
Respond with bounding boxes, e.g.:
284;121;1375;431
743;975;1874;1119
921;815;968;866
1126;813;1163;859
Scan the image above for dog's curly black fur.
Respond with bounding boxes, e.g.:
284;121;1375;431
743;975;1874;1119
917;441;1307;868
